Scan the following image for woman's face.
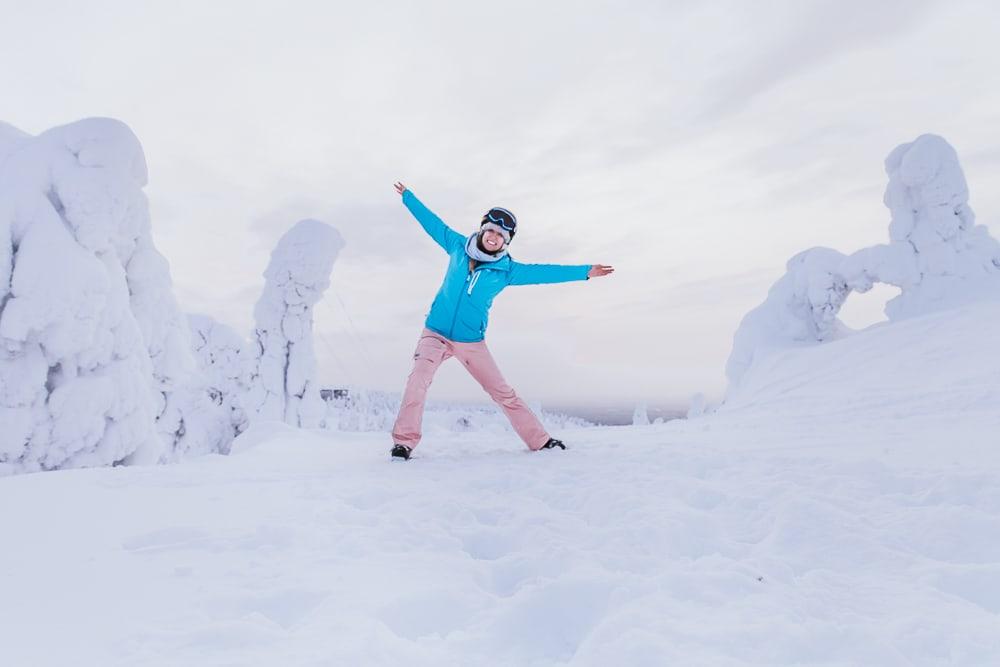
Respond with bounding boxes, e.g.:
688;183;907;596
480;228;506;252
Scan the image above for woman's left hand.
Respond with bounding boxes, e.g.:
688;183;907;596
588;264;615;278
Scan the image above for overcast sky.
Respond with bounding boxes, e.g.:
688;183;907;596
3;0;999;410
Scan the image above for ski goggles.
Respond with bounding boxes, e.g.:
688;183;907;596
482;207;517;236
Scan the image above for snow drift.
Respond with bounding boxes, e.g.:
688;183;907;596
0;118;228;475
727;134;1000;390
3;295;999;664
720;300;1000;436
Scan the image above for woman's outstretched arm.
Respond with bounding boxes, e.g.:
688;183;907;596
507;261;614;286
394;181;465;253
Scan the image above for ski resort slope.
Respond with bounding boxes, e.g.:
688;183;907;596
3;303;1000;666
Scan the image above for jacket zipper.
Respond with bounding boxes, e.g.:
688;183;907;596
449;268;481;338
467;270;481;295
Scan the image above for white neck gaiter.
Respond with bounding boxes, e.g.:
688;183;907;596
465;232;508;263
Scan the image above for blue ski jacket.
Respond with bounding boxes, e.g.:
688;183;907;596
402;190;591;342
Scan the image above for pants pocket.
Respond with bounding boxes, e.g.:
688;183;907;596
414;335;448;364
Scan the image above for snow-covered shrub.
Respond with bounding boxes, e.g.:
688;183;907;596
247;219;344;428
322;388;400;431
323;389;394;432
322;388;595;434
188;314;253;450
632;402;650;426
535;407;595;431
726;134;1000;391
0;118;228;475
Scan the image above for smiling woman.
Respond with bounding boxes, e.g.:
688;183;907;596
388;181;614;460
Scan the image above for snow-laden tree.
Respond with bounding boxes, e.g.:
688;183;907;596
188;314;253;451
844;134;1000;318
632;402;650;426
726;134;1000;390
726;247;851;386
0;118;228;474
248;219;344;428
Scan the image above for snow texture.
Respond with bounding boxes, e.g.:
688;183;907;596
0;121;30;161
686;392;706;419
0;118;228;475
2;300;999;664
726;134;1000;389
248;219;345;428
188;313;253;451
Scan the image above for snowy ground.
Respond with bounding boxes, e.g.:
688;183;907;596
3;304;1000;665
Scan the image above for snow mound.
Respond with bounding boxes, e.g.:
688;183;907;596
721;300;1000;433
727;134;1000;389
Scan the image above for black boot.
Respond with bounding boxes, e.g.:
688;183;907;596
540;438;566;450
391;444;412;461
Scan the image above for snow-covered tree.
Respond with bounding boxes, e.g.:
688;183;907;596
845;134;1000;318
248;219;344;428
188;313;253;450
0;118;228;475
632;402;650;426
726;247;851;386
725;134;1000;391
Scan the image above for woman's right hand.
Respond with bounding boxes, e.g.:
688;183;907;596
393;181;408;196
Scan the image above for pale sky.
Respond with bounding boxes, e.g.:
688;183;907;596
3;0;999;410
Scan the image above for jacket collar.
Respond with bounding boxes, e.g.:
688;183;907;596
467;253;512;271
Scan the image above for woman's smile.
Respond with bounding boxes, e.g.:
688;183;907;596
482;230;504;250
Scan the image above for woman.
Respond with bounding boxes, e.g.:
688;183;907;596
390;181;614;460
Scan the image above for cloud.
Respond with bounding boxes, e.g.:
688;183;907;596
700;0;937;121
4;0;999;407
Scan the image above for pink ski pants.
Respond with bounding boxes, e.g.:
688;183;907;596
391;328;550;451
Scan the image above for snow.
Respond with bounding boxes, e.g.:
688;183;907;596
0;119;161;473
725;247;851;387
0;121;30;161
726;134;1000;390
632;401;649;425
322;387;594;434
2;300;999;665
248;219;345;428
0;118;229;474
2;115;998;662
686;392;706;419
188;313;253;450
